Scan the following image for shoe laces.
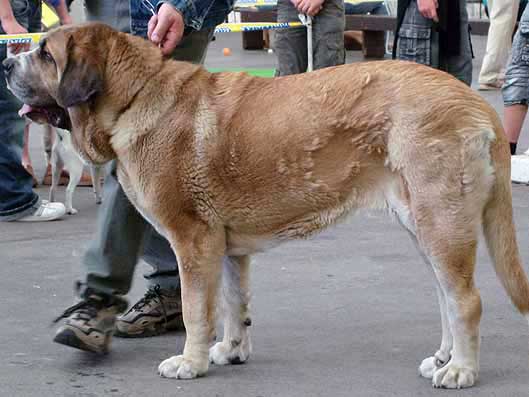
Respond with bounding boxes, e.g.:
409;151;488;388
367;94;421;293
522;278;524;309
53;295;106;324
131;285;169;326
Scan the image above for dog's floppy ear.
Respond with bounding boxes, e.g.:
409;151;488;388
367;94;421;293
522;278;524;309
57;36;103;108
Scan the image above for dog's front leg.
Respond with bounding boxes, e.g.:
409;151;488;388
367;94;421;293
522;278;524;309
158;223;224;380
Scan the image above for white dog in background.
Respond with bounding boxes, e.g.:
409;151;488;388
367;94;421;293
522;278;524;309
46;127;104;214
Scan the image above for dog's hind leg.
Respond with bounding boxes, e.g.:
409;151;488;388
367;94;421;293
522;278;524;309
423;236;481;389
90;165;103;204
388;184;454;380
209;255;252;365
158;224;225;379
411;203;482;389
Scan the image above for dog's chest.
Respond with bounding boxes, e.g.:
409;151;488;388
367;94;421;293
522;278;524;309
117;168;168;239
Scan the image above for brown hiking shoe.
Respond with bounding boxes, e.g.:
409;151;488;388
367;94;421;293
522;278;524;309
53;292;127;354
114;285;183;338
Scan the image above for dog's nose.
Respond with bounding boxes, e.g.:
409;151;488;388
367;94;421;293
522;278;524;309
2;58;16;76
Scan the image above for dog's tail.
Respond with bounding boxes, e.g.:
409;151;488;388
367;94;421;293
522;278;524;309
482;131;529;318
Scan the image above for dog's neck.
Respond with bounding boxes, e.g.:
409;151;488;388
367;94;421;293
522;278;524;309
100;34;206;155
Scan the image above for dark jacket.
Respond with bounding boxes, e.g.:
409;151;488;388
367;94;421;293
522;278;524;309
130;0;235;37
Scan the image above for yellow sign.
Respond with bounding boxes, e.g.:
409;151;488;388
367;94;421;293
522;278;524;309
42;2;60;30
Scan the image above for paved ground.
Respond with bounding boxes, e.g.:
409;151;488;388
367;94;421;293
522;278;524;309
1;14;529;397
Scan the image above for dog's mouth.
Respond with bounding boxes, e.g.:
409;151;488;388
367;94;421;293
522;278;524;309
19;104;71;130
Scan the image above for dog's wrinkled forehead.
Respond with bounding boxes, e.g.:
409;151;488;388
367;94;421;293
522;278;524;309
36;22;113;77
40;29;70;73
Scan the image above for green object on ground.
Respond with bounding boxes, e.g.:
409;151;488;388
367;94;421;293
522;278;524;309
208;68;276;77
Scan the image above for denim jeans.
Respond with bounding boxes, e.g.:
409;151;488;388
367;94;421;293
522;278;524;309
274;0;345;75
503;3;529;106
82;0;213;295
0;0;42;222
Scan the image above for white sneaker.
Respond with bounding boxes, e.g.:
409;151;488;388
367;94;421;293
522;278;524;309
16;201;66;222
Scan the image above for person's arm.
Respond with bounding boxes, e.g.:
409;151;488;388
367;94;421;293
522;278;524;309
0;0;29;53
156;0;235;31
156;0;216;31
147;0;233;55
52;0;73;25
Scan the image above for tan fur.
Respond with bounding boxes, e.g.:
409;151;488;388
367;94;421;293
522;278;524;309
8;23;529;387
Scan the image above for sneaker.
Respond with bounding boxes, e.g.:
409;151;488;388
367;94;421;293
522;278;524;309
114;285;183;338
16;201;66;222
53;292;127;354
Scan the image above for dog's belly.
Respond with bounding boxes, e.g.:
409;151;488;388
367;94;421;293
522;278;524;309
225;232;281;256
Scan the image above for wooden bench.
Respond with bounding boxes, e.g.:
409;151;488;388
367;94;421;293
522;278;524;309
240;11;491;58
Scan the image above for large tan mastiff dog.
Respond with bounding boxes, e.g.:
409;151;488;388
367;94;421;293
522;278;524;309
4;23;529;388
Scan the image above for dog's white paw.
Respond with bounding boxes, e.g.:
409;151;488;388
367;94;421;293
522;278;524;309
95;196;102;205
419;351;450;379
209;339;250;365
419;356;438;379
66;208;78;215
432;363;477;389
158;355;207;379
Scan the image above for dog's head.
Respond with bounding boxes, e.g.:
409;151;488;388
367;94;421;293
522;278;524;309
3;23;117;163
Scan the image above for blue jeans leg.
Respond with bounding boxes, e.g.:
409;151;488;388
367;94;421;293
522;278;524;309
0;1;41;222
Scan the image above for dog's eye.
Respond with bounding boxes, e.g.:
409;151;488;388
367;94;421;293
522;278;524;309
40;48;54;63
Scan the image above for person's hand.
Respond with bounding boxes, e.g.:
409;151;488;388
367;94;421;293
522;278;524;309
290;0;324;16
1;17;30;54
417;0;438;22
54;0;73;25
147;3;185;55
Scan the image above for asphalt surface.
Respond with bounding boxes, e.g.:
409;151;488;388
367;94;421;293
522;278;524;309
1;11;529;397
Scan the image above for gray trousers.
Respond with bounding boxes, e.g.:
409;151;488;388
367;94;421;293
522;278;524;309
274;0;345;75
82;0;212;295
396;0;473;86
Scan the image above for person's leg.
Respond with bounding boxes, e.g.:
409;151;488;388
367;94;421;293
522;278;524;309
0;52;39;221
478;0;520;87
82;163;148;295
504;105;528;154
274;0;308;75
502;4;529;154
444;0;473;86
396;0;434;67
312;0;345;71
53;162;145;351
